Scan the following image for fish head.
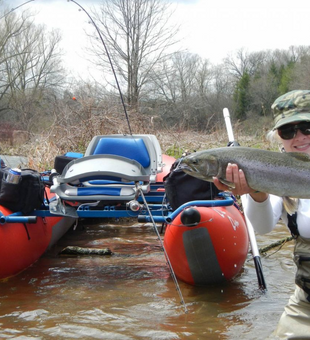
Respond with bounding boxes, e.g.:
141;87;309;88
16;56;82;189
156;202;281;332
181;151;219;182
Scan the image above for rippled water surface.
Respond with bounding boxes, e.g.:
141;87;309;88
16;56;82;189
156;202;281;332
0;220;295;339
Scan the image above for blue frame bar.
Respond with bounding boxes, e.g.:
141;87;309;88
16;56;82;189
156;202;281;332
0;212;37;224
138;197;235;223
0;195;234;225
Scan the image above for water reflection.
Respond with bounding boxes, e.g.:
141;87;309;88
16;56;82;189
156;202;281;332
0;220;294;339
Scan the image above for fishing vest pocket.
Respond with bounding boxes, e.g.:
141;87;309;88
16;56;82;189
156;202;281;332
294;240;310;302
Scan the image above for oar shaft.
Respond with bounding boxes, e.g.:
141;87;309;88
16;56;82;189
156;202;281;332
240;196;260;257
223;108;235;142
222;108;267;290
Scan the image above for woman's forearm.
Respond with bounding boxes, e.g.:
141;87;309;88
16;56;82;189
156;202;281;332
243;194;277;235
249;191;269;203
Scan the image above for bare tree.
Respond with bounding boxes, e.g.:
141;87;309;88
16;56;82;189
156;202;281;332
271;45;310;66
90;0;179;111
146;51;231;131
224;48;267;79
287;54;310;90
0;7;66;131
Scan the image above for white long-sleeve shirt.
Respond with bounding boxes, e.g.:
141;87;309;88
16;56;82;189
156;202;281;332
243;195;310;238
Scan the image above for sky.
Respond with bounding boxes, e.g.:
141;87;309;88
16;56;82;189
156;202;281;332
3;0;310;79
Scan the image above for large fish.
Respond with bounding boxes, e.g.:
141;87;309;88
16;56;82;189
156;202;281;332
181;147;310;213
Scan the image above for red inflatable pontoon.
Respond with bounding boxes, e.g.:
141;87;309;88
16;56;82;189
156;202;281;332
0;187;75;280
164;204;249;286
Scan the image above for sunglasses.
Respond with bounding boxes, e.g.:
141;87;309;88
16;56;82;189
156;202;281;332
277;122;310;140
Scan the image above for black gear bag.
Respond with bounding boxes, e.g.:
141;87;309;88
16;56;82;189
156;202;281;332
0;168;45;214
163;158;221;210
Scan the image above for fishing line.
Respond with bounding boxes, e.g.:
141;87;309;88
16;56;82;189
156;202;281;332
68;0;132;135
9;0;184;301
138;185;188;314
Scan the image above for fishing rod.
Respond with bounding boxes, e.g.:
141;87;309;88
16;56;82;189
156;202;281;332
68;0;132;135
0;0;34;20
70;1;187;310
223;108;267;291
9;0;185;306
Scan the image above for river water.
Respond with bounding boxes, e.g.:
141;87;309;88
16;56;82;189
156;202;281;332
0;219;295;340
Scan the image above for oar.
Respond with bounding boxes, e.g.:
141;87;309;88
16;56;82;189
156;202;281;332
223;108;267;290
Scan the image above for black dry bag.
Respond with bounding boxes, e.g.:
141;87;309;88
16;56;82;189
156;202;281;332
0;168;45;214
163;158;221;210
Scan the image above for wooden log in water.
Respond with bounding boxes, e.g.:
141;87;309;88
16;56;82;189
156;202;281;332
60;246;112;256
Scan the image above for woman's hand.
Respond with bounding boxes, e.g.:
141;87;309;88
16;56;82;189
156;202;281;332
213;163;268;202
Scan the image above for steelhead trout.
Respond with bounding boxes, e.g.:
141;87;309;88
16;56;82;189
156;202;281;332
181;147;310;212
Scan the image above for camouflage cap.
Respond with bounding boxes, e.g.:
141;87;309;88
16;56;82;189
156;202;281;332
272;90;310;129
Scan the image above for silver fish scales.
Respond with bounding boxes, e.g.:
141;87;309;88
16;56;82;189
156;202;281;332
181;147;310;213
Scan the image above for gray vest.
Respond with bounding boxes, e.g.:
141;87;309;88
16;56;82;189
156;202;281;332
294;236;310;302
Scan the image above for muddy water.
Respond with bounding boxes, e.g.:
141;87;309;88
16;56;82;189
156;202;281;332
0;220;295;339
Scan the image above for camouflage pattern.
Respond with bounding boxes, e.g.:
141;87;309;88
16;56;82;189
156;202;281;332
272;90;310;129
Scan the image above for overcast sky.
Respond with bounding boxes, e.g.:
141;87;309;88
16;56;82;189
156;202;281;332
3;0;310;78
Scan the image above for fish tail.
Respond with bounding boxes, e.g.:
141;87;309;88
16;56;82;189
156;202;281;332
283;197;299;215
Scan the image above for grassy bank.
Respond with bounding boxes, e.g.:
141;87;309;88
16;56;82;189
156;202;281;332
0;115;276;171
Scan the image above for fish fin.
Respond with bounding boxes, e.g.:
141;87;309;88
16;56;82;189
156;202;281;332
283;197;299;215
287;152;310;162
219;178;235;189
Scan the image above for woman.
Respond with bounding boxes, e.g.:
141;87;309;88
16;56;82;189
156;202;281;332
214;89;310;339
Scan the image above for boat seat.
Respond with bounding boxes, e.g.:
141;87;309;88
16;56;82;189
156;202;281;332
50;134;163;202
84;134;163;182
50;154;151;201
